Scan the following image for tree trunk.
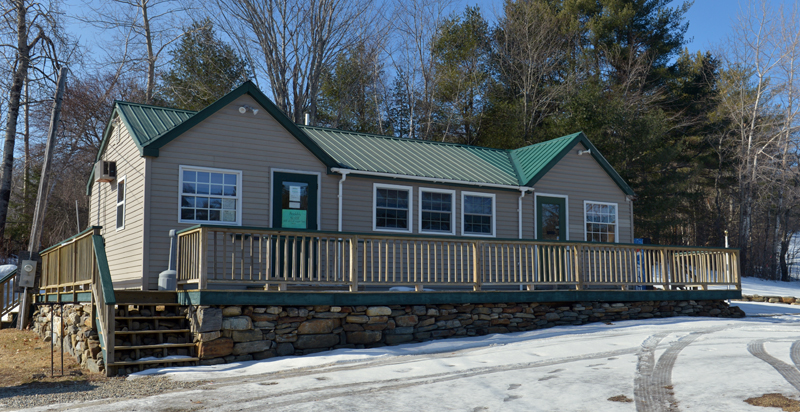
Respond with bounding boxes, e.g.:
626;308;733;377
0;0;32;249
141;0;155;104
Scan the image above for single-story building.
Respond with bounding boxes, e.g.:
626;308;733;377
87;81;636;290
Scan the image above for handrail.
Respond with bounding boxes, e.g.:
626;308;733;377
176;226;741;292
176;224;739;252
39;227;99;293
0;268;19;319
91;234;115;376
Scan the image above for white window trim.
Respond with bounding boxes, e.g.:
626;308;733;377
269;168;322;230
178;165;243;226
461;191;496;237
533;193;569;241
418;187;456;235
116;175;126;231
583;200;619;243
373;183;413;233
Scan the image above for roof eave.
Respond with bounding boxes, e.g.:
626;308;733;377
140;82;340;168
524;132;636;196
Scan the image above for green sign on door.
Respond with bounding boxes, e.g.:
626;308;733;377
282;209;307;229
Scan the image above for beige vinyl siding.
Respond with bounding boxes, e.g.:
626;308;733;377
88;121;146;289
145;95;338;289
533;143;633;243
340;176;524;239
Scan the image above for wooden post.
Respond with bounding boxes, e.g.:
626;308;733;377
349;236;358;292
104;303;115;377
574;245;583;290
660;249;669;290
198;227;208;290
473;241;482;291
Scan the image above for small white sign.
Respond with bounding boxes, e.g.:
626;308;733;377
289;186;301;202
289;201;300;209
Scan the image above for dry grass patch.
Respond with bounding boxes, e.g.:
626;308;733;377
745;393;800;412
0;328;105;387
608;395;633;403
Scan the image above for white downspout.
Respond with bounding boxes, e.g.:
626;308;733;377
337;171;349;231
518;187;533;239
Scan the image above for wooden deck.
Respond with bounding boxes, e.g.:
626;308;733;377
174;225;741;293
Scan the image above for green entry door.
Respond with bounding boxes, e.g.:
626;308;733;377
272;172;318;230
536;196;566;241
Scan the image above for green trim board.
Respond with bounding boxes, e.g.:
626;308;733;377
0;268;16;284
36;292;93;303
177;289;741;306
92;235;116;305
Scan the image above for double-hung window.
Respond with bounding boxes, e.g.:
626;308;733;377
419;188;455;235
179;166;242;225
116;176;126;230
374;184;412;232
462;192;495;237
584;201;617;242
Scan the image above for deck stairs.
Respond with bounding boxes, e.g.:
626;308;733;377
106;298;199;375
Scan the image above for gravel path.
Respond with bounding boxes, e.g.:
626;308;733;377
0;376;205;411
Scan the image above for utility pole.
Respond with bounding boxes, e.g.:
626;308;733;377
17;67;67;330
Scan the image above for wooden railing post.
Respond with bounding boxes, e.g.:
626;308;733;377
574;245;583;290
349;236;358;292
473;241;482;291
198;227;208;290
660;249;669;290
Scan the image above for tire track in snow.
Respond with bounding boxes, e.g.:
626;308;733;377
790;340;800;371
748;340;800;392
635;328;725;412
634;333;668;412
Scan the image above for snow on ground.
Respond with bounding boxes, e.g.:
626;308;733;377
741;276;800;298
27;315;800;412
21;277;800;411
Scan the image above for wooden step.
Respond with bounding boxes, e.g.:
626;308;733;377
115;316;186;320
115;343;196;350
115;329;191;335
110;357;199;367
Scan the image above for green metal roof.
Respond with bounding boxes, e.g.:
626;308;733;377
115;102;197;148
88;82;634;196
301;126;520;186
510;132;582;185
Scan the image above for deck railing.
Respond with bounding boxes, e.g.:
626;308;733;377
176;225;741;291
39;226;100;298
0;268;19;320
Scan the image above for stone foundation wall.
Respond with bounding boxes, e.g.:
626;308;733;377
31;304;104;373
190;300;745;365
738;295;800;305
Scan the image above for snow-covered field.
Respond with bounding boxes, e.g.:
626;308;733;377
24;278;800;411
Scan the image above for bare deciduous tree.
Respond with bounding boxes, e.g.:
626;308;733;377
719;0;800;278
213;0;375;124
80;0;192;103
0;0;63;249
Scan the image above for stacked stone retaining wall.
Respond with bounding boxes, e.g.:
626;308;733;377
31;304;104;373
190;299;745;365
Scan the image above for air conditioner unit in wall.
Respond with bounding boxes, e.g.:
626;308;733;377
94;160;117;183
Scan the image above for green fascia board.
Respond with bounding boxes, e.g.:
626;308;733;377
92;235;116;305
511;132;635;196
140;81;340;168
177;289;741;306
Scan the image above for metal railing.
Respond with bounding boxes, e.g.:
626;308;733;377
176;225;741;291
